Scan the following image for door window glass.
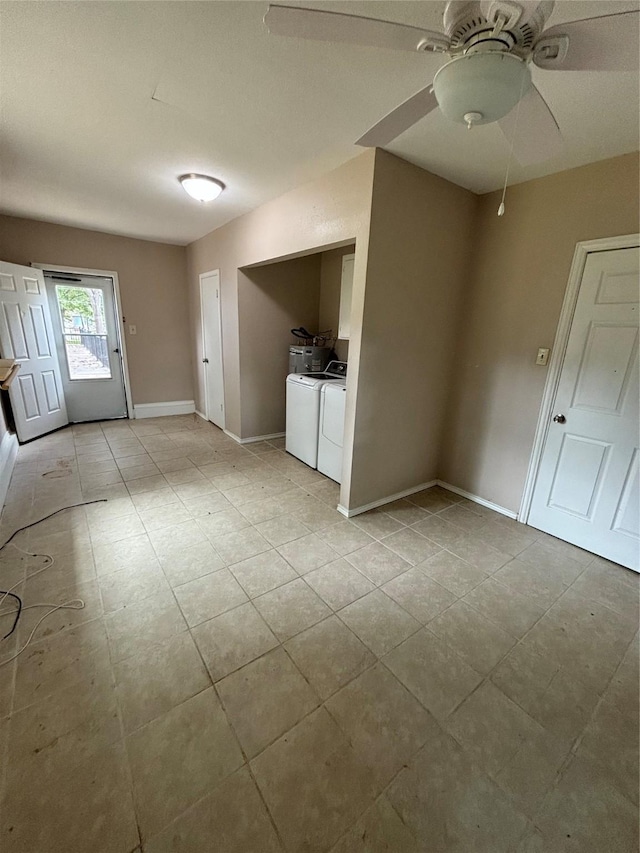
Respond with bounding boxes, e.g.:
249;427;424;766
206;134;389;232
55;285;112;380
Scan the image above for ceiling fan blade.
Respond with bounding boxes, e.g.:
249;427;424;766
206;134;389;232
356;85;438;148
533;10;640;70
264;4;449;53
498;84;562;165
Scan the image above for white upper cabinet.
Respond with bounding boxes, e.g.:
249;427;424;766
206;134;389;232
338;253;355;340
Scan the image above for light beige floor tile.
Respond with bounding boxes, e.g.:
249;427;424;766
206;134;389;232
330;795;420;853
12;618;111;711
211;527;271;565
99;558;169;613
158;541;225;587
181;491;232;519
89;512;146;545
105;589;187;663
382;568;456;624
217;646;319;758
7;670;120;774
154;456;196;474
326;663;439;789
196;507;250;538
254;578;331;641
251;706;377;853
475;519;538;557
316;520;375;556
173;568;248;627
382;499;429;526
463;576;545;638
380;527;441;565
24;546;96;598
351;509;404;539
387;727;531;853
254;513;310;547
438;503;487;533
93;532;156;576
383;628;482;720
114;631;210;732
569;560;639;624
192;602;279;681
18;577;104;644
532;754;638;852
121;463;161;482
576;693;639;805
138;502;191;532
2;739;138;853
148;519;208;557
131;488;180;512
116;452;153;469
428;600;516;675
490;642;600;742
164;467;206;486
125;474;170;495
447;682;569;813
338;590;420;657
410;513;465;548
277;532;337;574
127;687;243;839
285;615;375;699
229;549;298;598
345;541;411;586
419;549;490;596
406;488;456;513
494;558;576;609
143;766;283;853
304;558;375;610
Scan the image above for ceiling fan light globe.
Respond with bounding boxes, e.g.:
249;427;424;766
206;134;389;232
433;52;531;126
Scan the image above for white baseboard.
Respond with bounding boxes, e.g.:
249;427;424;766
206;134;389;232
338;480;438;518
224;430;285;446
0;431;18;510
133;400;196;419
436;480;518;520
195;410;207;421
337;478;517;520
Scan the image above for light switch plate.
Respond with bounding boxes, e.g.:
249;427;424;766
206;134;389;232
536;347;550;365
129;325;137;335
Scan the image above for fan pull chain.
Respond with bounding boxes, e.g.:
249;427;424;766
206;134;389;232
498;70;528;217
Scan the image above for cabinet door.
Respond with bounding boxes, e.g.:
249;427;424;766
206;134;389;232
338;254;355;340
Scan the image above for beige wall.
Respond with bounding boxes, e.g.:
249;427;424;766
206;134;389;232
319;245;355;363
186;150;375;438
0;215;191;405
238;255;321;439
441;152;640;513
345;150;477;509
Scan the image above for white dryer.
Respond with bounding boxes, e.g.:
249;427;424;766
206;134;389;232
318;380;347;483
286;361;347;469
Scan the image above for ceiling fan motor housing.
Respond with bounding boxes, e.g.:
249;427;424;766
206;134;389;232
443;0;554;57
433;51;531;125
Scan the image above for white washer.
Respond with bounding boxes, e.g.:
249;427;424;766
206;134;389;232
286;362;347;468
318;380;347;483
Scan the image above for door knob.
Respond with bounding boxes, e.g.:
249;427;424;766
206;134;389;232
553;414;566;423
202;358;209;364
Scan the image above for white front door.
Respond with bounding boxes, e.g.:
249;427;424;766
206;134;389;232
200;270;225;429
45;273;127;423
528;246;640;571
0;261;69;441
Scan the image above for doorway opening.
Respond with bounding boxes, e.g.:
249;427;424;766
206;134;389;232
38;265;132;423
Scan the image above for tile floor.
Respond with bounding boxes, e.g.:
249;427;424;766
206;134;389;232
0;415;637;852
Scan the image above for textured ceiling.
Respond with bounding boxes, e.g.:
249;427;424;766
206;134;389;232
0;1;638;245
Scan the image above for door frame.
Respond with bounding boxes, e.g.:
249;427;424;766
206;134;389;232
519;233;640;524
31;263;133;419
199;269;225;429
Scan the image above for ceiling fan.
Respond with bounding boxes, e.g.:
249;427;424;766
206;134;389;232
264;1;640;165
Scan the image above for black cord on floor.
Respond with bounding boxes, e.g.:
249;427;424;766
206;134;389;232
0;499;108;641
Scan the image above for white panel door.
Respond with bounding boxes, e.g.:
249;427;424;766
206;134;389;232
528;247;639;570
200;271;225;429
0;261;68;441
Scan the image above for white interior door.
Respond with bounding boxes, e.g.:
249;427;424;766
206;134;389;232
0;261;69;441
45;273;127;423
528;246;640;571
200;270;225;429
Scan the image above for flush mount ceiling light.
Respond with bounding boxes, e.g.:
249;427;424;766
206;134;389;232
179;174;225;202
